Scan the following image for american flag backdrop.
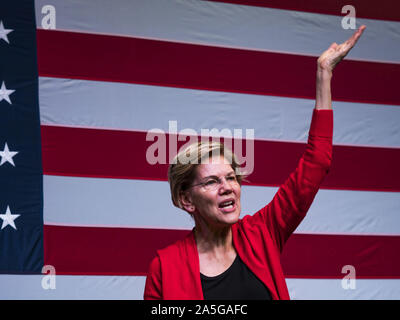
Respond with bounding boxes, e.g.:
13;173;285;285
1;0;400;299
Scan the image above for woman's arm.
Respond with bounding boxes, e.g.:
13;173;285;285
315;69;332;110
315;25;366;110
244;26;366;252
252;109;333;252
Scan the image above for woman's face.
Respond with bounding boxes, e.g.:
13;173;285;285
184;155;241;228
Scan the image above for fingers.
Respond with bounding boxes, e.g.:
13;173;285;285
358;25;367;34
337;25;365;57
347;25;366;47
317;25;366;71
353;25;366;43
335;26;365;58
328;42;338;50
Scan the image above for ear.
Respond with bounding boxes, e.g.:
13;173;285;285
179;190;196;214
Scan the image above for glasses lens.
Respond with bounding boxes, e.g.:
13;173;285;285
203;176;238;191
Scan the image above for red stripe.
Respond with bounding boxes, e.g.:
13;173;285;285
36;29;400;106
43;225;187;276
207;0;400;22
41;125;400;192
43;225;400;278
282;233;400;279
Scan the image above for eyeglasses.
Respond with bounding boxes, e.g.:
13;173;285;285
189;175;239;191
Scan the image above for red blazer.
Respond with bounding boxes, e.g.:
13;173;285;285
144;109;333;300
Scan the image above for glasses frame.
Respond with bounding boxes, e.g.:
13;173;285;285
188;174;239;191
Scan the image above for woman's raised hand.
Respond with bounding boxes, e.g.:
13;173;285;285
314;25;366;110
317;25;366;74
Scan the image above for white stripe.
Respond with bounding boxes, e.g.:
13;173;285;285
34;0;400;64
39;77;400;148
0;275;146;299
43;175;400;236
286;278;400;300
1;274;399;299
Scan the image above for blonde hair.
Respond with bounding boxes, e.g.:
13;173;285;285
168;141;243;209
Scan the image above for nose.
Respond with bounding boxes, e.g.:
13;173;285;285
218;177;233;194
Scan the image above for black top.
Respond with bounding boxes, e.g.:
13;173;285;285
200;255;272;300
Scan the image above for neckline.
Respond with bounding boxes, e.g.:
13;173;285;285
200;254;239;280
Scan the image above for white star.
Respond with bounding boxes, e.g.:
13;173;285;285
0;21;13;44
0;81;15;104
0;206;20;230
0;143;18;166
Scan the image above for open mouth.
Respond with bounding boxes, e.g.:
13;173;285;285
218;199;236;212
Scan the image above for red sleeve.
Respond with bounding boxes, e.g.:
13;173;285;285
249;109;333;252
143;254;163;300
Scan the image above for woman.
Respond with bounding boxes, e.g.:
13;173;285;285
144;26;366;300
